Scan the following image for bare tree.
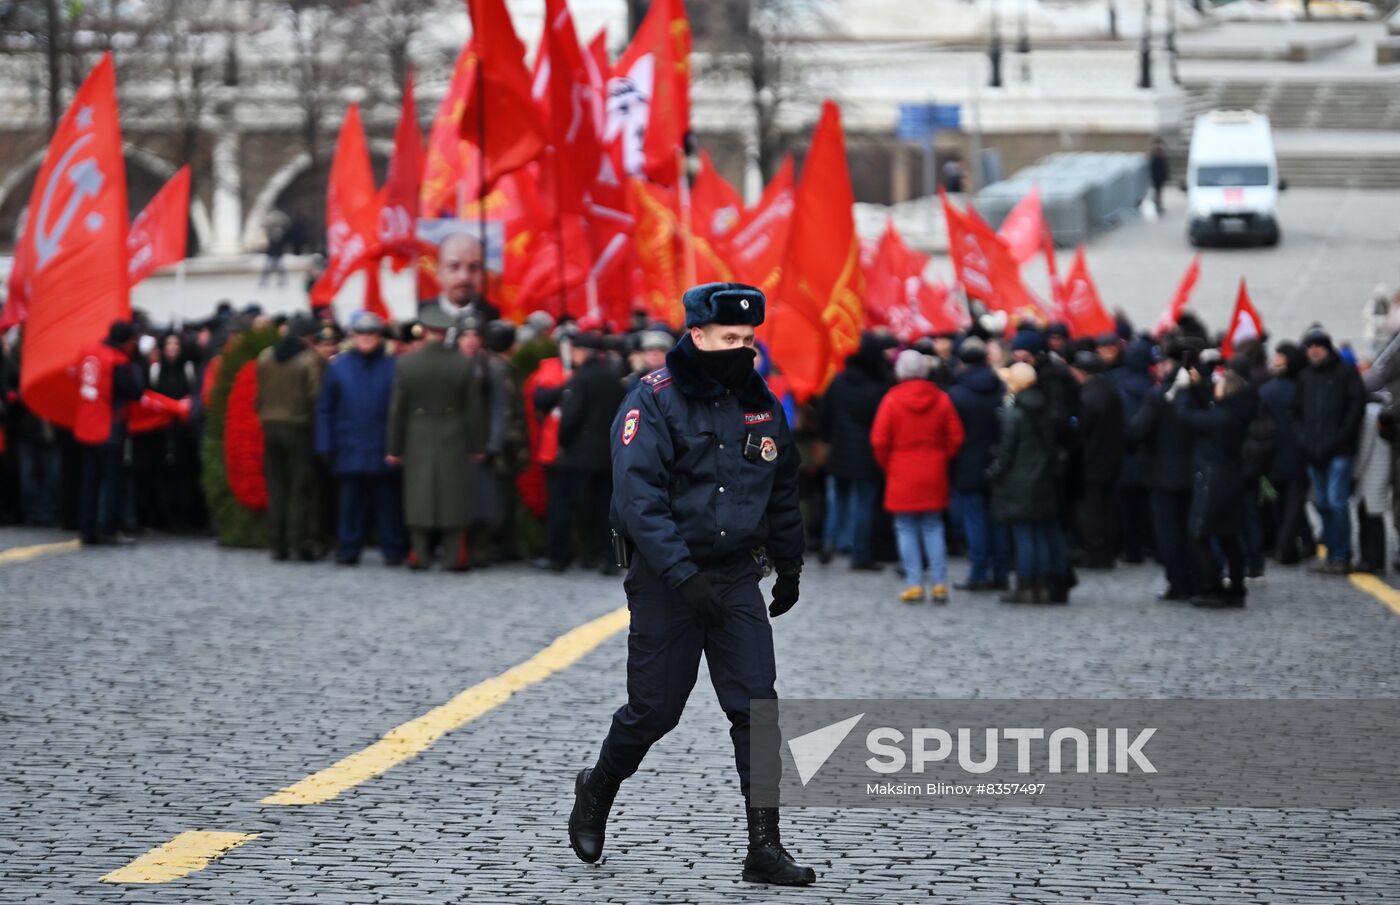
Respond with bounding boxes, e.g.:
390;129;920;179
360;0;439;108
0;0;77;132
693;0;834;183
274;0;369;165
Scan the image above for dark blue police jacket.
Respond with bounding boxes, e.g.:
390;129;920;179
609;333;804;589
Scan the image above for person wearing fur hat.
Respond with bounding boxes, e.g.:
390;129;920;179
386;305;486;570
569;283;815;886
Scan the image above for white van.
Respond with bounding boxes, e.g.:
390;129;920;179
1186;110;1285;247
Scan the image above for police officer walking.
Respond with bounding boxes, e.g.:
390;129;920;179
567;283;815;886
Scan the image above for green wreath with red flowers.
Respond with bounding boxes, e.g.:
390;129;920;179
201;327;277;547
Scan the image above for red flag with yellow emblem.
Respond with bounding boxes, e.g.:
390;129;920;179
765;101;864;403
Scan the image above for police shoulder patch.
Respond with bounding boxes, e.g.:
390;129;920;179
621;408;641;446
639;367;672;394
743;410;773;425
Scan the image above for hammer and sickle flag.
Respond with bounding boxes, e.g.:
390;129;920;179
12;52;130;428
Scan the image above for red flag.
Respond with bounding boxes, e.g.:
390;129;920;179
513;214;593;319
628;178;685;326
767;101;864;403
460;0;547;189
422;42;484;218
1153;254;1201;337
17;53;130;428
127;165;190;286
723;154;794;296
534;0;604;216
584;155;639;328
691;150;742;242
378;73;424;266
1221;278;1265;359
310;105;379;306
607;0;691;185
942;189;1042;322
362;261;389;319
1058;247;1115;338
127;390;191;435
864;220;967;341
998;185;1048;265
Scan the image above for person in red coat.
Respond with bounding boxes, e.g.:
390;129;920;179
75;320;144;545
871;349;965;603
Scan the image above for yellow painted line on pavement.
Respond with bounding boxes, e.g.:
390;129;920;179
260;604;630;805
0;539;79;566
1349;573;1400;617
101;831;259;884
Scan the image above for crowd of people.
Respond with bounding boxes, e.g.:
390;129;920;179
0;244;1392;608
816;311;1384;608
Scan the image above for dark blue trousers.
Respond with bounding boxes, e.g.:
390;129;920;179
79;437;124;542
597;552;779;802
1151;488;1194;595
336;473;406;562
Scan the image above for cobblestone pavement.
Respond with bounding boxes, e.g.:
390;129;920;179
2;528;1397;904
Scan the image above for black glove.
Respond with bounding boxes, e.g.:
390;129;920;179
769;566;801;618
678;573;727;628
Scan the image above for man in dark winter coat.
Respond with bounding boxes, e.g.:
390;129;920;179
1175;368;1258;606
1012;327;1080;593
481;320;529;563
819;333;891;570
546;332;627;572
1291;328;1364;573
1128;341;1200;599
569;283;814;885
1259;342;1312;563
947;337;1008;589
1112;337;1156;563
1071;351;1125;569
989;362;1062;603
387;306;484;570
315;311;403;566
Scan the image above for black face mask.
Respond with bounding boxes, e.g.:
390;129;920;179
695;345;757;393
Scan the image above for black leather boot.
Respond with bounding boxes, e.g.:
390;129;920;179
742;807;816;885
568;766;621;863
999;577;1035;603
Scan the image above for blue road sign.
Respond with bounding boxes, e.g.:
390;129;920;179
896;103;962;140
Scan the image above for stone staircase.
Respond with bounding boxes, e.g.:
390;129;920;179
1172;77;1400;187
1181;77;1400;130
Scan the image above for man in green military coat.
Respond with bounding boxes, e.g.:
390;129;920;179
386;306;485;570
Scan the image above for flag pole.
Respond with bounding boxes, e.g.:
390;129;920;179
551;147;569;319
676;146;697;288
476;44;488;284
173;259;186;326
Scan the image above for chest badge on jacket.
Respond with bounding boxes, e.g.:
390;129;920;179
760;436;778;462
621;408;640;446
